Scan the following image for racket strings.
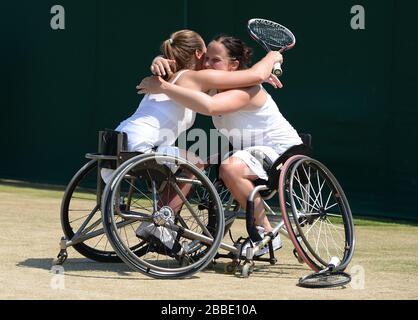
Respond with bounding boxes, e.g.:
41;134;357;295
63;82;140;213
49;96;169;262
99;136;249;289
249;20;295;49
299;271;351;288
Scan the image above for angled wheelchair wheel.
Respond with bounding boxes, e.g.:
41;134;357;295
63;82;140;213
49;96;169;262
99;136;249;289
61;160;120;262
279;155;355;272
204;164;241;233
101;154;225;279
61;160;145;262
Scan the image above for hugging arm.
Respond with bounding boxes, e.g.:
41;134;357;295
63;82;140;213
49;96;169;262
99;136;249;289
192;51;282;91
137;77;255;116
151;51;283;91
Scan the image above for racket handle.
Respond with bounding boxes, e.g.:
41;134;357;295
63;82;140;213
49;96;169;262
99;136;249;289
273;62;283;77
328;256;341;268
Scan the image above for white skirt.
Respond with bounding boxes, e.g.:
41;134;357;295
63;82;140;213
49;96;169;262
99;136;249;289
229;146;281;180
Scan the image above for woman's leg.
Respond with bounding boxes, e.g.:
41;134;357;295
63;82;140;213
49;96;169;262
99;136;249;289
158;149;205;214
219;157;273;233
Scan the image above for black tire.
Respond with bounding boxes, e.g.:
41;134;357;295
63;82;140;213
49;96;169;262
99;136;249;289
102;154;225;279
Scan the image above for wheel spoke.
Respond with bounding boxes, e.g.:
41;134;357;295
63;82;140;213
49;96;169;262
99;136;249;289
325;202;339;211
316;170;324;208
324;220;345;256
294;174;321;211
325;218;346;244
291;189;309;211
323;219;331;261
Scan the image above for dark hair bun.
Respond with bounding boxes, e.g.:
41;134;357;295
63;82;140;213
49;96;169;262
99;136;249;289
212;34;253;69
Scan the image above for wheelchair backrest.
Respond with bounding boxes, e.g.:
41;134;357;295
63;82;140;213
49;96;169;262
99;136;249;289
298;133;312;148
264;133;313;189
98;129;128;156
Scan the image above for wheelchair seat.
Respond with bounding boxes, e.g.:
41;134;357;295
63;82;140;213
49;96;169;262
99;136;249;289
252;133;313;196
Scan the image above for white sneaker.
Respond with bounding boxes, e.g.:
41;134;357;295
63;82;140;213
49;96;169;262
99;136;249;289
136;221;178;251
241;227;282;257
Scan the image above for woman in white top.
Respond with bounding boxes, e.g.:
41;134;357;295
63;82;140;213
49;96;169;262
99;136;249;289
138;35;302;255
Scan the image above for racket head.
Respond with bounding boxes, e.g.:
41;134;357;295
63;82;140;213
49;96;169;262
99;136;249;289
298;269;352;289
247;18;296;52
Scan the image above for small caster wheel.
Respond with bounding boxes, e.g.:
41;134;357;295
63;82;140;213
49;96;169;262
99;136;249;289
293;249;304;264
269;258;277;265
224;262;238;275
241;262;254;278
53;249;68;265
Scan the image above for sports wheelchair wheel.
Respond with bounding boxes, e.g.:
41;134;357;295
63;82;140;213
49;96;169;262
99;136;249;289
279;155;355;272
61;160;143;262
101;153;225;279
204;164;241;233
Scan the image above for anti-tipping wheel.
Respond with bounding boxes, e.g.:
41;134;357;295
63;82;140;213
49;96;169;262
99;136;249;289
279;155;355;272
101;154;225;279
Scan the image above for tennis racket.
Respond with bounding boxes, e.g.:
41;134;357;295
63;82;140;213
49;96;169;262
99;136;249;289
298;257;352;289
247;18;296;77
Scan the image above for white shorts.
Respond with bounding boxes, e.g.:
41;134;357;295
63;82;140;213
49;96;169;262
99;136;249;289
229;146;280;180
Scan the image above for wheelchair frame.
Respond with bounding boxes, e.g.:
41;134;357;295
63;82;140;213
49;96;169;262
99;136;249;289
54;131;355;279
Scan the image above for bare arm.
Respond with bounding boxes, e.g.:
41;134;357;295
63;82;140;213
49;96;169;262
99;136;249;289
137;76;256;116
186;51;283;92
150;51;283;91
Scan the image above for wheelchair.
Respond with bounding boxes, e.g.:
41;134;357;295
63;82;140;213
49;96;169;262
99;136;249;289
54;130;355;279
55;130;237;278
214;135;356;277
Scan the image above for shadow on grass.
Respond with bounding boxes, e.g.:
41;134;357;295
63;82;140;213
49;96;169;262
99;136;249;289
17;258;131;275
202;259;309;280
16;258;201;281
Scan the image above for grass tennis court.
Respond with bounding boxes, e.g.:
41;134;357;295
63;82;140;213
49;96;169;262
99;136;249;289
0;180;417;300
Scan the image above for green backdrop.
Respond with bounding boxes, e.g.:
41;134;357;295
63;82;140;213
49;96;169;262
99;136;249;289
1;0;417;221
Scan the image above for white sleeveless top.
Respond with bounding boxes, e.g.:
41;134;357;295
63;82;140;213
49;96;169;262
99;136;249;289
211;86;302;156
116;70;196;152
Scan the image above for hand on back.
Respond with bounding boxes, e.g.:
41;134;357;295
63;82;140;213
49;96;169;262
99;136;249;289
150;56;176;77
